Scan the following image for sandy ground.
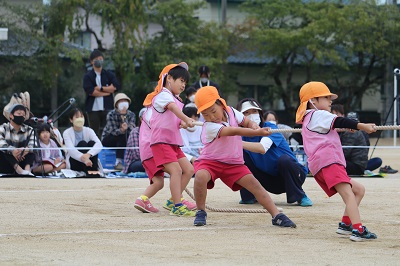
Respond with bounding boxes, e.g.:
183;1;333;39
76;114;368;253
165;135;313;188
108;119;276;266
0;138;399;265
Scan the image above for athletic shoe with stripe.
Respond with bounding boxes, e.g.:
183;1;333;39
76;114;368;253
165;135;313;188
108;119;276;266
170;205;196;217
194;210;207;226
272;213;296;228
336;222;353;235
350;226;377;242
134;197;159;213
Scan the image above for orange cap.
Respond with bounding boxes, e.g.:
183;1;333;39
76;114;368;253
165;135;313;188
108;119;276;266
194;86;227;113
295;81;338;124
143;62;188;107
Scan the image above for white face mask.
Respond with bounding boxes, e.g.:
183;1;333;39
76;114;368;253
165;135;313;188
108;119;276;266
200;77;209;83
118;102;129;111
248;113;261;125
188;95;195;102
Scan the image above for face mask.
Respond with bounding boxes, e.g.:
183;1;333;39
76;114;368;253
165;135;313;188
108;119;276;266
200;77;209;83
248;114;261;125
73;117;85;128
188;95;195;102
118;102;129;111
12;115;25;126
93;59;103;68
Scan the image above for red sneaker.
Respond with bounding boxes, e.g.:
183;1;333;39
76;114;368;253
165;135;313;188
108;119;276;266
182;198;197;211
134;197;159;213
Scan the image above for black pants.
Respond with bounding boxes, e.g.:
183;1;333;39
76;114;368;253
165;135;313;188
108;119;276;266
345;160;364;175
0;151;35;174
102;134;127;160
240;153;306;203
127;160;145;173
69;140;99;173
87;110;108;138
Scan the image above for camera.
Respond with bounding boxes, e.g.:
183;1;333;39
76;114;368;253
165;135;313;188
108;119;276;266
394;68;400;75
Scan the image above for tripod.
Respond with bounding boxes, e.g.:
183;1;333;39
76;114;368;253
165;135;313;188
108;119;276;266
370;69;400;158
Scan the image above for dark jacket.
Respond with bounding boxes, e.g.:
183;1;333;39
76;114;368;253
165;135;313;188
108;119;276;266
83;69;120;112
340;130;368;170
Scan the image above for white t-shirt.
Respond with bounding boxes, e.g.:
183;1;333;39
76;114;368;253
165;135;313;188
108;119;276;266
92;71;104;111
153;89;175;112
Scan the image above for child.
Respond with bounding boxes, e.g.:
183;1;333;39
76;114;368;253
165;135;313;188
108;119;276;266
137;62;196;216
296;81;377;242
192;86;296;228
32;123;66;174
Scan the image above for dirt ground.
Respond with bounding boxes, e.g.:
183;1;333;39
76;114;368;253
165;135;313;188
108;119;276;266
0;138;399;265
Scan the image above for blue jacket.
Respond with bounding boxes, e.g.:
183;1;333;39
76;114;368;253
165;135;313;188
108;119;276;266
243;122;307;176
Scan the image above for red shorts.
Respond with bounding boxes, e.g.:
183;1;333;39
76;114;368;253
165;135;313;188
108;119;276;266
194;160;251;191
142;157;164;183
151;144;186;167
314;164;351;197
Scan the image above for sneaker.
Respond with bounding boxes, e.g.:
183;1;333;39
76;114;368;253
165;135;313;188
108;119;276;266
134;198;159;213
194;210;207;226
379;165;398;174
163;199;174;211
20;170;35;176
350;226;377;241
272;213;297;228
170;205;196;217
336;222;353;235
239;198;258;204
182;198;197;210
114;162;123;171
297;195;313;207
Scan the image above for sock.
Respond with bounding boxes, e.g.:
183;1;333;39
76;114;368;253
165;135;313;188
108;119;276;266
140;195;149;201
174;203;183;207
341;216;351;225
353;223;363;233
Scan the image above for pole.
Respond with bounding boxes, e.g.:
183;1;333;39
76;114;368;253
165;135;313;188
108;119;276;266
394;68;399;146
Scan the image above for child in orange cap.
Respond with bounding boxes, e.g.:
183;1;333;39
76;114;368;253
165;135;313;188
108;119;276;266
296;81;377;241
137;62;197;217
192;86;297;228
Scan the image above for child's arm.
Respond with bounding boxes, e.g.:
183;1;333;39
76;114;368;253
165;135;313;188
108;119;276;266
167;102;194;127
357;123;376;134
333;117;376;134
243;137;273;154
220;126;271;138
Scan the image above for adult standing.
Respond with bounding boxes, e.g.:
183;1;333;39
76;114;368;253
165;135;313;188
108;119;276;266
237;98;312;206
83;49;120;137
0;104;35;176
191;65;220;92
102;93;136;171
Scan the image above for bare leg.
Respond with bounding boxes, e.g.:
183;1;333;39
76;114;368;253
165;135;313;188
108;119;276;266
163;162;183;204
178;157;194;194
142;176;164;199
334;182;364;225
193;169;211;210
236;174;280;217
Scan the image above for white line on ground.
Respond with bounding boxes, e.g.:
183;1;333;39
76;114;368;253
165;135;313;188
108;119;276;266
0;226;249;238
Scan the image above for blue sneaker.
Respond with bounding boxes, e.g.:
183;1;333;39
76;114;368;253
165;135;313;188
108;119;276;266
298;195;313;207
336;222;353;235
194;210;207;226
239;198;257;204
350;226;377;241
272;213;296;228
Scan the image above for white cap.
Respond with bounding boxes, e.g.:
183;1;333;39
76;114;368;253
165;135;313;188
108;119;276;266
240;101;262;113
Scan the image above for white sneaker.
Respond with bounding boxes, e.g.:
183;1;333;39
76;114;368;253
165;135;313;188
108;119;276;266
20;170;35;176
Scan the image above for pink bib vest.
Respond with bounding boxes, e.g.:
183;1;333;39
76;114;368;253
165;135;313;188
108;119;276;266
150;88;184;146
139;108;153;162
198;107;244;164
302;110;346;174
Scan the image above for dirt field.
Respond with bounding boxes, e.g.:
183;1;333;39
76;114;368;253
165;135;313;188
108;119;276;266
0;138;399;265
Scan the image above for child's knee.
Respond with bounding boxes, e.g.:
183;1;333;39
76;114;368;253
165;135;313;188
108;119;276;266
194;170;210;184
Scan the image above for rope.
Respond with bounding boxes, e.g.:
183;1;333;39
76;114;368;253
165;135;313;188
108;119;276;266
184;188;283;213
267;125;400;133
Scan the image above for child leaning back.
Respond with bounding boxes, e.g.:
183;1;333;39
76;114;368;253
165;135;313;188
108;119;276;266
138;62;197;217
296;81;377;242
192;86;296;228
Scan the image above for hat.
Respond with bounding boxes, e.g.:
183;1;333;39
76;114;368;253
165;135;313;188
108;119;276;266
114;93;131;108
239;100;262;113
347;112;359;122
138;107;146;118
198;65;210;77
90;49;103;61
143;62;189;106
8;104;26;115
194;86;227;113
295;81;338;124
